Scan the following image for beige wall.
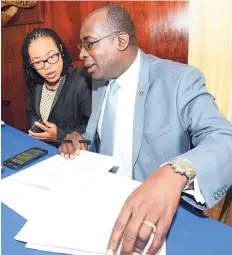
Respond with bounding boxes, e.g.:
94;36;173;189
188;0;232;122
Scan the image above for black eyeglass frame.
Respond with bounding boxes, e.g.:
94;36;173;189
30;52;60;70
78;31;121;52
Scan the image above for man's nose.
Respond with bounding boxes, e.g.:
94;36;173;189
79;47;89;61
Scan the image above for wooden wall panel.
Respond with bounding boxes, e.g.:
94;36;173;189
150;1;189;63
1;0;189;132
2;26;26;64
1;64;14;126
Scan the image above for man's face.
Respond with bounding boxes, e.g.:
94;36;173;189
79;11;120;81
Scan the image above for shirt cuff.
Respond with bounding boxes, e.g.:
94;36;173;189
160;162;205;205
183;177;205;204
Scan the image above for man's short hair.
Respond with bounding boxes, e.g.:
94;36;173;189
97;4;137;45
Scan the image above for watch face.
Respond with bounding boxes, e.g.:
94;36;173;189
171;158;196;178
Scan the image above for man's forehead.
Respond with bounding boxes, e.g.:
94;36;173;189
81;9;108;38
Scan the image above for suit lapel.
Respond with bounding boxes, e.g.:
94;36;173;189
50;75;66;112
132;51;151;167
35;85;42;117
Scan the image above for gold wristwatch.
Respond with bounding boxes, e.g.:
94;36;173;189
167;158;196;189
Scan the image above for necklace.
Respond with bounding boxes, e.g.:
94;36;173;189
45;77;62;91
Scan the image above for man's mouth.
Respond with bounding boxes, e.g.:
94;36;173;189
85;64;96;74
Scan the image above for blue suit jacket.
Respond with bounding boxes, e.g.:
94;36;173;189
85;50;232;210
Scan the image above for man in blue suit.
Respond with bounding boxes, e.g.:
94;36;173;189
59;4;232;255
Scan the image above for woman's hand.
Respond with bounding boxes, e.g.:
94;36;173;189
29;120;57;142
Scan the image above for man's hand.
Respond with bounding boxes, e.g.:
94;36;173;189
58;132;87;160
106;165;187;255
28;121;57;142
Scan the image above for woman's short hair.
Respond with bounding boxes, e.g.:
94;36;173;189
21;28;76;89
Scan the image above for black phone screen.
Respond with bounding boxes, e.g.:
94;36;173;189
12;148;45;164
3;147;48;169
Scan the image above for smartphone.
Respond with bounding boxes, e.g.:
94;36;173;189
30;119;46;133
3;147;48;170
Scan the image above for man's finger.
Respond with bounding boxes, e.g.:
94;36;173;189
146;218;170;255
133;217;155;253
70;132;82;154
64;133;80;155
58;144;66;156
65;142;77;158
59;143;72;158
107;201;132;252
120;213;144;254
80;143;88;151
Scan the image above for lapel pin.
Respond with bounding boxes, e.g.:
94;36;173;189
140;91;144;96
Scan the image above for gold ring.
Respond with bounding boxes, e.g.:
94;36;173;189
143;220;156;232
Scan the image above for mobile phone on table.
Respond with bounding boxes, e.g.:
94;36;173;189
30;119;46;133
3;147;48;170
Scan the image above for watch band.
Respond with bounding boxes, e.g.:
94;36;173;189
161;158;196;190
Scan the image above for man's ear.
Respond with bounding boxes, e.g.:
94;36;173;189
117;32;130;51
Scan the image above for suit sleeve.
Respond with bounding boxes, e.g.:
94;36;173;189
175;67;232;209
77;76;92;134
26;86;40;129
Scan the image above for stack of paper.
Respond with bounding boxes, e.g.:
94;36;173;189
1;151;166;255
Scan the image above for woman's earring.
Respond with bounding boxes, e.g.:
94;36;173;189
60;44;64;57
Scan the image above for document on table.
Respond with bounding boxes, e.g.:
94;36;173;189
2;151;118;191
0;151;118;220
26;241;166;255
1;150;166;255
15;173;166;255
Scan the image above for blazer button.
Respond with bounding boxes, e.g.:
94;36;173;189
214;192;219;200
217;190;223;197
221;187;226;194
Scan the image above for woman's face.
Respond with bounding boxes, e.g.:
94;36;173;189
28;36;63;84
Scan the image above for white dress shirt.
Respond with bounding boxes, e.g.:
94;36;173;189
98;50;205;203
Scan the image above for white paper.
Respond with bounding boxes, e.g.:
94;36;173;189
26;240;166;255
3;151;118;192
0;151;117;220
1;151;166;255
15;173;165;255
15;174;139;252
0;180;48;220
26;243;102;255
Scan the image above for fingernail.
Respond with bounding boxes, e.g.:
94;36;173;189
105;249;114;255
132;253;140;255
70;154;74;160
60;153;64;157
65;154;69;159
76;150;80;155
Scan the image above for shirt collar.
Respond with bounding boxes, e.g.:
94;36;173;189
109;49;140;90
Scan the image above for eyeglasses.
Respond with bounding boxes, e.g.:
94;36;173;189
31;52;60;70
77;31;120;52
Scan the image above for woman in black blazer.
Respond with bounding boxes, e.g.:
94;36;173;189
21;28;91;146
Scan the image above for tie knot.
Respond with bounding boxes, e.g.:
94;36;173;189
110;81;120;92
